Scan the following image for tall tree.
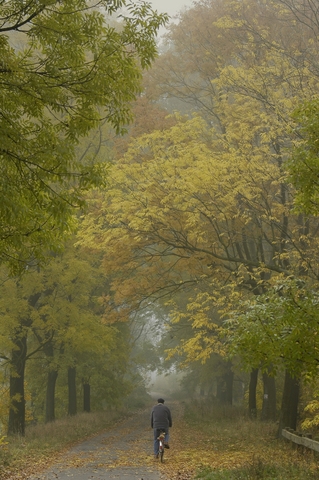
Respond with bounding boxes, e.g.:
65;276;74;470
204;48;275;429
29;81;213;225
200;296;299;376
79;114;319;423
0;276;43;435
0;242;126;433
79;0;319;428
227;277;319;429
0;0;167;273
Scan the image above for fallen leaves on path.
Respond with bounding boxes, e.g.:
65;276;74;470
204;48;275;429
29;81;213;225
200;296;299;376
3;403;319;480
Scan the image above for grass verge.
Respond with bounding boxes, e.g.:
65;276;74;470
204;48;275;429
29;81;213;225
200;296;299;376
158;400;319;480
0;409;128;479
195;458;318;479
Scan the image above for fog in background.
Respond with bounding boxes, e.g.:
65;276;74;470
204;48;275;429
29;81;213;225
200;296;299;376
147;370;186;401
149;0;194;17
148;0;195;37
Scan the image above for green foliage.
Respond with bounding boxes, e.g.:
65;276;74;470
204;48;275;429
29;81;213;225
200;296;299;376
226;277;319;379
0;242;136;425
300;381;319;432
0;0;168;273
288;99;319;215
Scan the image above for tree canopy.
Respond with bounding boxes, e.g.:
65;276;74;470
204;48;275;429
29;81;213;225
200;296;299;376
288;99;319;215
78;114;319;366
226;277;319;379
79;0;319;381
0;0;167;273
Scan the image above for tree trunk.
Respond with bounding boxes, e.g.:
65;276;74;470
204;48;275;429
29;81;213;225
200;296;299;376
278;370;300;436
216;378;224;403
45;370;58;423
8;334;27;435
261;371;277;421
215;363;233;405
248;368;258;419
68;366;77;416
224;366;234;406
43;339;58;423
83;383;91;413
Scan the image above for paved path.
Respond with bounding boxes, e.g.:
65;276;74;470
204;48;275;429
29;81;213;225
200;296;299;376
28;408;167;480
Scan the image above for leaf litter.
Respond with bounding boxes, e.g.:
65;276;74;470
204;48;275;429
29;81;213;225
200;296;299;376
2;402;319;479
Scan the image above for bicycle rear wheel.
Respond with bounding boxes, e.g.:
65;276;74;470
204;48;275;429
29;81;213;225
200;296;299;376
159;442;164;462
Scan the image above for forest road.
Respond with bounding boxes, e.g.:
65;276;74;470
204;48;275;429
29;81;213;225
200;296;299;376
28;407;167;480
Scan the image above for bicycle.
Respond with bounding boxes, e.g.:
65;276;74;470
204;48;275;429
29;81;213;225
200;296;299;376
157;430;166;462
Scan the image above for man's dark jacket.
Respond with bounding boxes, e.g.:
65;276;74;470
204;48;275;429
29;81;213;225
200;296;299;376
151;402;172;430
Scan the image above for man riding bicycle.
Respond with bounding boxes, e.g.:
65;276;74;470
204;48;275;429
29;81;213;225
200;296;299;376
151;398;172;458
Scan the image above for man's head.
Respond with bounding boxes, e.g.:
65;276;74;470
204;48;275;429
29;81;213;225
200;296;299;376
158;398;165;404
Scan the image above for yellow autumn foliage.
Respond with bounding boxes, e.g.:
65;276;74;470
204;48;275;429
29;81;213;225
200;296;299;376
78;0;319;367
79;106;319;364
